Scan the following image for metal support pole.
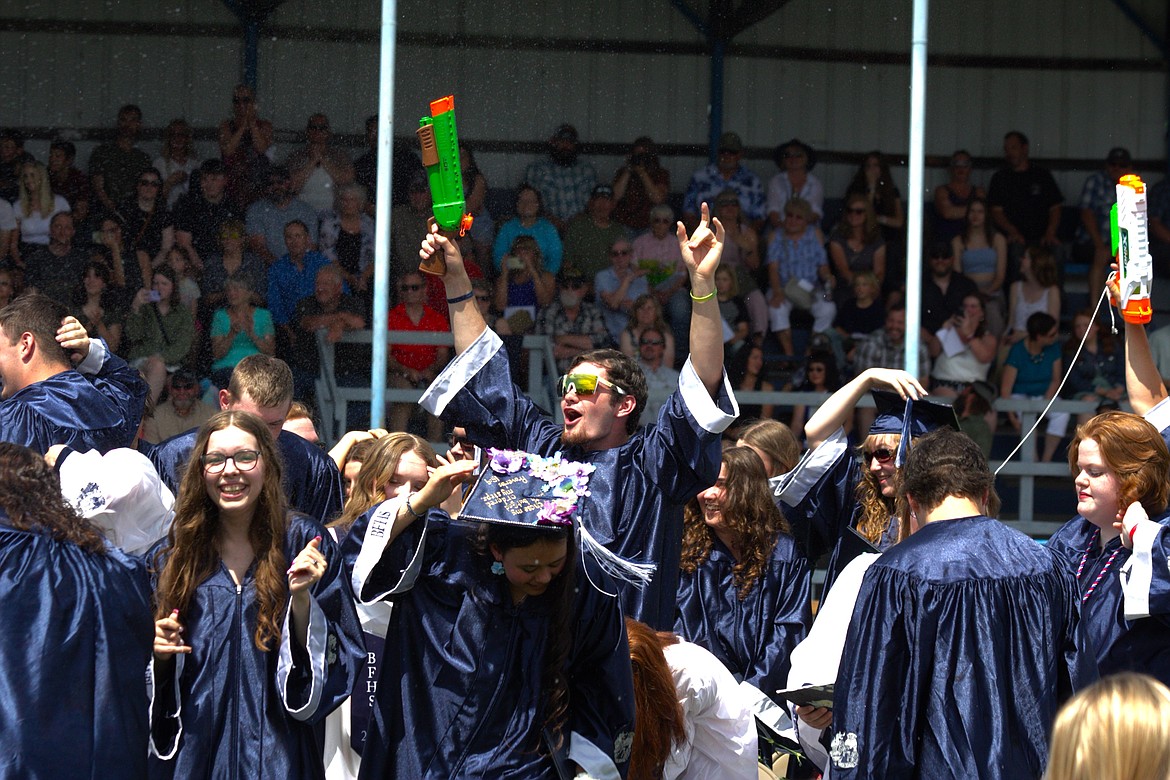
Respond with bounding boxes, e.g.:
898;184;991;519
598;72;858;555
903;0;928;376
370;0;397;428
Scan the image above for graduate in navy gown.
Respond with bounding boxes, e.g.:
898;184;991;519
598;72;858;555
0;294;147;453
149;410;363;780
1044;301;1170;686
345;454;637;779
145;354;344;523
830;429;1096;779
773;368;958;595
415;204;737;629
0;443;154;778
675;445;811;705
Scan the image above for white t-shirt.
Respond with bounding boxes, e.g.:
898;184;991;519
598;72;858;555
0;198;16;231
16;194;70;245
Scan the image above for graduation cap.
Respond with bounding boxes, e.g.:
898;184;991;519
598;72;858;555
869;390;960;467
458;448;654;588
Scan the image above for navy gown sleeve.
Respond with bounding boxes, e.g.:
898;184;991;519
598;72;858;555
81;336;150;449
773;427;859;565
565;560;637;779
276;515;364;724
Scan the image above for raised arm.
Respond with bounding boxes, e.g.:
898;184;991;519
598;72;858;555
1111;268;1169;416
677;201;726;397
804;368;925;449
420;222;485;356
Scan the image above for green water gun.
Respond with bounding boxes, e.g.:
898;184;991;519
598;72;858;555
416;95;473;275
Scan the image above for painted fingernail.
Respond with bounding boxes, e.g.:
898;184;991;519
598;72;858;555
313;535;322;544
171;609;179;617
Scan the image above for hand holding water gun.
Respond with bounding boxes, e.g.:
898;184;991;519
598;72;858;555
1109;173;1153;324
416;95;473;276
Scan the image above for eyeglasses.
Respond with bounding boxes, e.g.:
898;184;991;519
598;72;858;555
557;373;626;397
138;179;161;187
847;207;867;215
308;123;330;131
610;248;632;257
399;283;423;292
864;447;895;464
639;339;664;346
202;449;261;473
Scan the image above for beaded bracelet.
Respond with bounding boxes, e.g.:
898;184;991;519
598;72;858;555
404;497;425;520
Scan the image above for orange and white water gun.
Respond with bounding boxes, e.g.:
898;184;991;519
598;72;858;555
1109;173;1153;324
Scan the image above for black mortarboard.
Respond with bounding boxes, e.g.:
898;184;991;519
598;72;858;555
869;390;960;467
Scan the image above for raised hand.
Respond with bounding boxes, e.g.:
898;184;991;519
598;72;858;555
676;201;725;282
287;535;327;594
56;315;91;363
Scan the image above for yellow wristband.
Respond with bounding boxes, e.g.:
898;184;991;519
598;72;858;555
689;289;716;302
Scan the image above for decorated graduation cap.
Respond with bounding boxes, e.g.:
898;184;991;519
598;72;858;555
869;390;960;468
459;448;654;588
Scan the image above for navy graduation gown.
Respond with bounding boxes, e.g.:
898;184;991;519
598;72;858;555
420;328;737;629
0;339;147;454
345;501;637;780
148;514;364;780
830;516;1097;780
1046;512;1170;686
0;515;154;778
773;428;896;595
675;533;812;701
147;428;344;523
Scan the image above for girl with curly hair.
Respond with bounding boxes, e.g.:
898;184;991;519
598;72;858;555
675;446;812;705
149;410;363;779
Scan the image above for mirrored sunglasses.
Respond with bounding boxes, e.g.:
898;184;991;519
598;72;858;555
557;373;626;397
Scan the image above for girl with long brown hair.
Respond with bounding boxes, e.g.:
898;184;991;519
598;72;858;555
149;410;363;779
675;446;811;705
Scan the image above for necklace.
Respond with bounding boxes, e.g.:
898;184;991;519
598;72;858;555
1075;528;1121;603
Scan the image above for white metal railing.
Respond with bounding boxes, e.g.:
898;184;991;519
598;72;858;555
315;336;1098;526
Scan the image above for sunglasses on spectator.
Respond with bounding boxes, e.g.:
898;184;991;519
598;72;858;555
864;447;895;464
399;283;424;292
610;248;632;257
557;373;626;397
201;449;261;473
447;432;471;448
640;338;664;346
308;123;330;131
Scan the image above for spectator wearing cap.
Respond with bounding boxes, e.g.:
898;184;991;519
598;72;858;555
766;138;824;229
682;131;766;231
283;112;355;214
245;164;320;266
595;236;650;342
173;157;242;270
492;184;564;274
564;183;630;282
1078;146;1133;297
524;123;598;231
536;266;611;373
612;136;670;231
141;368;216;444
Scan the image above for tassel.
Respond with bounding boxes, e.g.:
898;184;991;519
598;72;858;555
575;521;656;598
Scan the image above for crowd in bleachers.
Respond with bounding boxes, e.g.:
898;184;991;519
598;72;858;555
7;83;1170;778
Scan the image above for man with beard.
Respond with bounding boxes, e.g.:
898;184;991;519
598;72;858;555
524;124;597;231
417;203;738;629
88;105;153;215
244;165;320;265
141;368;215;443
682;131;766;231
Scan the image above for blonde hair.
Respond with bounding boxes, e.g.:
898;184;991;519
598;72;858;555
19;161;54;219
1045;673;1170;780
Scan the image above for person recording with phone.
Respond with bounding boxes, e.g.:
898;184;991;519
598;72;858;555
125;265;194;405
493;235;555;334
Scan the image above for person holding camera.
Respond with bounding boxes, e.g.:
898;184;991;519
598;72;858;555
612;137;670;232
927;293;997;398
493;235;555;335
125;265;194;406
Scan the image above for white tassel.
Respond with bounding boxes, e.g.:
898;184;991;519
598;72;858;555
575;521;656;597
